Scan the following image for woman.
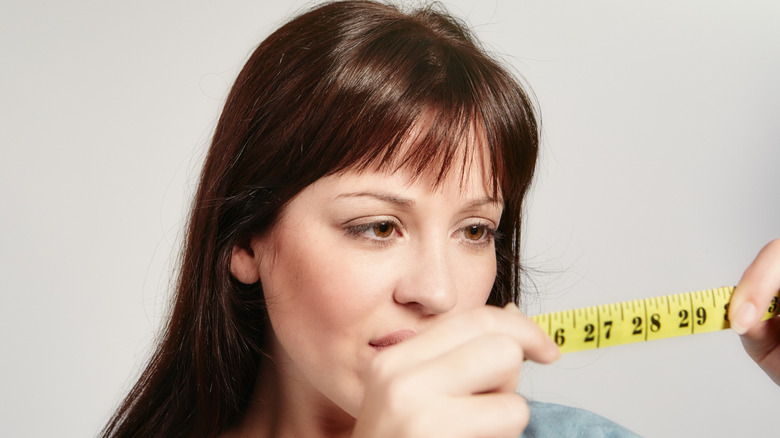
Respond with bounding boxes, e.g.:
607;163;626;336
101;1;780;437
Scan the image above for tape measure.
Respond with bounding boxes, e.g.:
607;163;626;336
530;286;780;353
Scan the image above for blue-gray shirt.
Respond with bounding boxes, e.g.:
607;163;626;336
522;401;641;437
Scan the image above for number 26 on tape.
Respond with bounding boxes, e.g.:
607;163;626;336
531;286;780;354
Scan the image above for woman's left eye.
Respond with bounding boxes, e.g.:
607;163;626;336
463;225;486;241
460;224;495;245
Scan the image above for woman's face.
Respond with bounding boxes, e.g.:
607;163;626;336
236;156;502;417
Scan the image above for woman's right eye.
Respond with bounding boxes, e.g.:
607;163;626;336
344;220;399;242
371;221;394;238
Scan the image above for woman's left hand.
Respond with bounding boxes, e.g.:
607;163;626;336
728;238;780;385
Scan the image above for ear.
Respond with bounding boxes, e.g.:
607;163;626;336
230;243;261;284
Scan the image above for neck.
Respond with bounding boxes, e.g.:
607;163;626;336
221;348;356;438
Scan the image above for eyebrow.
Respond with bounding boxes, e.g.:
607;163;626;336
335;192;503;210
463;197;504;210
336;192;415;208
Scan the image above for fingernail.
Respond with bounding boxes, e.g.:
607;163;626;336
731;302;757;335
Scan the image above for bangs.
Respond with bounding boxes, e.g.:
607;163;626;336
341;107;499;199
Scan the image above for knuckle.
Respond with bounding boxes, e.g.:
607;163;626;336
378;366;420;404
365;364;423;419
405;412;437;437
367;352;393;381
367;351;407;392
462;307;489;328
500;394;530;432
493;334;525;366
461;305;504;333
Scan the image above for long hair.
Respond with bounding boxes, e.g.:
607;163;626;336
101;1;538;436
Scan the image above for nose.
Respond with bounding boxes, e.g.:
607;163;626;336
393;239;458;315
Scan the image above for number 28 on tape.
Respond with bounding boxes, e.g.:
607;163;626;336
530;286;780;353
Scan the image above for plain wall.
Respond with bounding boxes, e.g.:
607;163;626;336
1;1;778;436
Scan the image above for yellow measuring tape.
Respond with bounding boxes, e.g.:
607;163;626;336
530;286;780;353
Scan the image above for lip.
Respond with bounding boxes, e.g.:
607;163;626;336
369;329;416;351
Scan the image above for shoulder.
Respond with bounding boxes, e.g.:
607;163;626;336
522;401;642;438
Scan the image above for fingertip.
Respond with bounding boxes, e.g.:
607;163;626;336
498;303;560;363
731;301;757;336
549;342;561;362
517;394;531;430
533;338;560;364
546;341;561;363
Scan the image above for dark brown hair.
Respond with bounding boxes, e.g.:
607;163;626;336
101;1;538;436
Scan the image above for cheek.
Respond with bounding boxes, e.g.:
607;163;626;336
479;261;499;304
258;228;398;415
456;250;498;307
260;229;393;347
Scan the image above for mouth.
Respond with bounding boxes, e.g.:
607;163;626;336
369;329;416;351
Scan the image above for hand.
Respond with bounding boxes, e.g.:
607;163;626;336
352;304;560;438
729;239;780;385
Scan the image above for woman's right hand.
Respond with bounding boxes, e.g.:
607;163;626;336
352;304;560;438
729;239;780;385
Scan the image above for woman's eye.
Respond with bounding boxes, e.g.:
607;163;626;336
463;225;487;241
460;224;498;247
344;220;399;243
372;221;394;238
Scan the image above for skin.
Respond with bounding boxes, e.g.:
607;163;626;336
227;150;560;437
729;238;780;385
224;140;780;437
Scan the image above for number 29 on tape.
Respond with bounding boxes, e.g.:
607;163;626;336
530;286;780;353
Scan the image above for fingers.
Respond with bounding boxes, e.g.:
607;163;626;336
357;304;556;437
416;334;525;395
361;354;531;438
729;238;780;335
446;393;530;438
379;304;559;374
502;303;562;364
357;389;530;438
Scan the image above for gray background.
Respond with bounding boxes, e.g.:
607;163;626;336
2;0;778;436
